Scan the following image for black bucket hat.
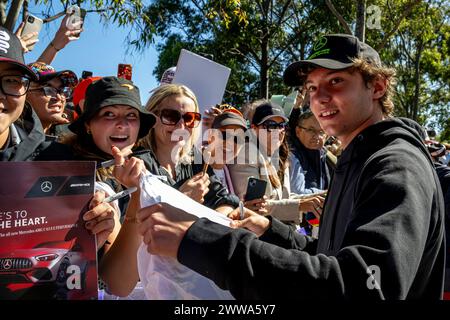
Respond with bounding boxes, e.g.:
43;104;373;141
283;34;381;87
0;26;38;80
69;76;156;138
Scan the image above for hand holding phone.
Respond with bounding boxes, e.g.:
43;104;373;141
20;15;43;51
244;177;267;202
66;5;86;39
117;64;132;80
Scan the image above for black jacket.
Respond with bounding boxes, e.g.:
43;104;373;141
177;118;446;299
434;162;450;292
1;106;73;162
0;105;46;161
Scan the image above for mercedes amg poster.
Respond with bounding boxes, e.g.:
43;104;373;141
0;161;97;300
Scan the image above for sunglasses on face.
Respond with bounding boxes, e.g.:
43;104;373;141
259;120;288;131
159;109;201;128
29;86;72;99
0;75;31;96
298;126;326;137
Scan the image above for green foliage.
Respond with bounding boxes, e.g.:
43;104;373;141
369;0;449;134
24;1;448;135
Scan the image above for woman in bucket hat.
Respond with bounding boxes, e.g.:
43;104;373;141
62;76;156;255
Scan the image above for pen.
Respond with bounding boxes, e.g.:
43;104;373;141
202;162;209;176
97;150;151;169
202;150;211;176
239;201;245;220
104;187;138;203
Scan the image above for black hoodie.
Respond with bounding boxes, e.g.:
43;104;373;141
177;118;446;300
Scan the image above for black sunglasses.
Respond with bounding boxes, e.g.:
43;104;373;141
260;120;288;131
159;109;201;128
29;86;72;99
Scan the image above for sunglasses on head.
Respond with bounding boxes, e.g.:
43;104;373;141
216;104;243;117
260;120;288;131
159;109;201;128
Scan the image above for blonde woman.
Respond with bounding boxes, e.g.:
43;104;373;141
139;83;238;211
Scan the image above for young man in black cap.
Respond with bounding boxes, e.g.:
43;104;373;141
135;34;446;299
0;26;45;161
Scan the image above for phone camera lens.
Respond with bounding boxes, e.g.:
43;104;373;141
28;16;35;23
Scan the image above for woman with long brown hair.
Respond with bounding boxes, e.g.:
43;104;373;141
228;100;325;226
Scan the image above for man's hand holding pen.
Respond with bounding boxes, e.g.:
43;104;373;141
227;206;270;237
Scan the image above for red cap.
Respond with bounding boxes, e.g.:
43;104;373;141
72;76;102;108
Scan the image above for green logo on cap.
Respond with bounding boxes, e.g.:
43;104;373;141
313;37;328;51
308;36;330;60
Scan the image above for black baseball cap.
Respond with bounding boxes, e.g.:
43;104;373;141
69;76;156;139
0;26;38;80
212;112;247;130
252;102;288;126
283;34;381;87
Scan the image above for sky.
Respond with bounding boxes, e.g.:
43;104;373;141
22;2;160;103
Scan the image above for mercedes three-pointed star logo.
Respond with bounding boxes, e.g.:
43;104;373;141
41;181;53;193
3;259;12;270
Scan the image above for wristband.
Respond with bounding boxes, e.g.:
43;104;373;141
50;41;61;51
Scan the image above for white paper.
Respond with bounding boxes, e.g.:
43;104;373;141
137;172;234;300
172;49;231;116
139;172;232;227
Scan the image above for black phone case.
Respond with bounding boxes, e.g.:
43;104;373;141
244;177;267;202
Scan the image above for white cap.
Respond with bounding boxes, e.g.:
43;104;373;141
160;66;177;85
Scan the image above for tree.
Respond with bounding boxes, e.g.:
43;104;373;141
144;0;358;104
0;0;150;45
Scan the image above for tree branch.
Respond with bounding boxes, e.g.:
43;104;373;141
276;0;292;26
268;34;299;68
4;0;24;30
0;0;7;26
229;47;261;71
376;0;422;51
325;0;352;34
241;42;262;65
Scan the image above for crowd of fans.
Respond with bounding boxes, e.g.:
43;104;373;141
0;13;449;300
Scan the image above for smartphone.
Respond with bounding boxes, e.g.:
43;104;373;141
21;14;43;51
305;212;320;227
244;177;267;202
66;5;86;38
117;64;132;81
